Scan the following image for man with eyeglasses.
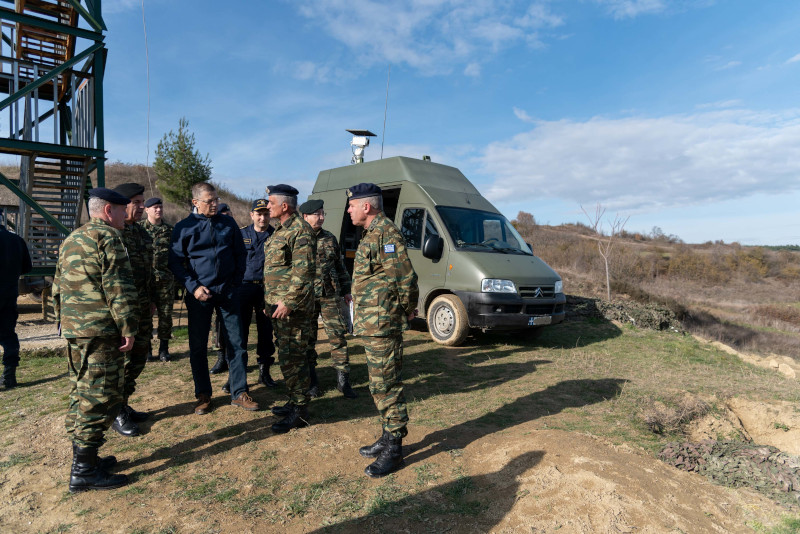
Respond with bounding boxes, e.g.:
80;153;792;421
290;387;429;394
169;182;258;415
298;199;357;399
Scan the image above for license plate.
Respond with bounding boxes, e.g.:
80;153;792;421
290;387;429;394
528;316;552;326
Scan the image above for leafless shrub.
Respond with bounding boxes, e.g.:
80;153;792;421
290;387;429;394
641;394;710;434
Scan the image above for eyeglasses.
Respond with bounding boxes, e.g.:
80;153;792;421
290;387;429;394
194;197;219;205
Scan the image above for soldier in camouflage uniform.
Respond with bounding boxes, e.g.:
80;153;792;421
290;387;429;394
298;199;357;399
52;187;136;492
347;183;419;478
263;184;317;433
141;197;174;362
111;183;155;437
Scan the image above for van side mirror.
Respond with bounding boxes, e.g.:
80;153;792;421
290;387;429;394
422;235;444;260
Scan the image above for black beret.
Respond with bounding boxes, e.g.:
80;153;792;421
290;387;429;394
144;197;162;208
298;199;324;215
346;183;382;200
112;182;145;198
251;199;269;211
218;203;230;213
89;187;131;205
266;184;299;197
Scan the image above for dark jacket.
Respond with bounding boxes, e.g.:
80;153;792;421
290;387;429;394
240;223;273;282
169;212;246;296
0;224;32;298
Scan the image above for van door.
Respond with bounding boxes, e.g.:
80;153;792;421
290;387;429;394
399;206;448;317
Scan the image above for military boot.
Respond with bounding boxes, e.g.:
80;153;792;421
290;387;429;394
158;339;171;362
359;430;389;458
365;434;404;478
112;406;140;437
73;444;116;471
306;364;320;398
271;404;309;434
336;370;358;399
0;364;17;389
68;446;128;493
209;351;228;374
258;363;277;388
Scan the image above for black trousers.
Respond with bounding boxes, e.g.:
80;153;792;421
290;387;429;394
238;282;275;366
0;295;20;367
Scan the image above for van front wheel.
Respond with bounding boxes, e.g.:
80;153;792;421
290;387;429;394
427;294;469;346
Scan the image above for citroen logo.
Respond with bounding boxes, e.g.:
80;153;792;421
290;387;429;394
533;287;543;298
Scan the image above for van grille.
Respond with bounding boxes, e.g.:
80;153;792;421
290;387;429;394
518;285;555;299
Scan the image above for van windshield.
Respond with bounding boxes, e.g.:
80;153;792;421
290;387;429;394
436;206;532;255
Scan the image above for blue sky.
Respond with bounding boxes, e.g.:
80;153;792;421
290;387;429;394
93;1;800;244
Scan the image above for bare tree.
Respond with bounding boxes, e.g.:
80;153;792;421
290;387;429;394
581;203;630;301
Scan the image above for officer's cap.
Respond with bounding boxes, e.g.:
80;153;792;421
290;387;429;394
218;203;230;213
89;187;131;205
266;184;299;197
251;199;269;211
144;197;162;208
112;182;145;198
346;183;382;200
298;199;324;215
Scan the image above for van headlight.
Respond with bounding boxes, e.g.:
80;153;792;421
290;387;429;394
554;280;563;294
481;279;516;293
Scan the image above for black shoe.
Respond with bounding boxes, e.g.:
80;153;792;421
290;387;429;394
359;430;389;458
146;353;159;362
306;364;320;398
124;404;150;423
73;444;116;470
336;370;358;399
210;353;228;374
158;340;171;362
69;446;129;493
1;366;17;389
221;380;230;394
271;405;309;434
258;364;278;388
271;402;293;416
111;408;140;437
365;434;404;478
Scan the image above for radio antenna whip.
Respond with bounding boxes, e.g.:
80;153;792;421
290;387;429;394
381;65;391;160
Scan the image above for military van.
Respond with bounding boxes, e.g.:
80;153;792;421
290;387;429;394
309;155;565;346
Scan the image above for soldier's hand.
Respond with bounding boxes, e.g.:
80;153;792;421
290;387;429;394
408;309;418;321
272;302;290;319
194;286;212;302
119;336;135;352
343;294;353;305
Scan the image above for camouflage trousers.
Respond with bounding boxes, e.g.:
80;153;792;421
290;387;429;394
125;301;152;402
272;309;312;407
65;336;125;448
152;277;175;340
305;297;349;372
362;334;408;438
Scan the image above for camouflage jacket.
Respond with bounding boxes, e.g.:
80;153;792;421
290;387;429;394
263;212;316;314
52;218;138;338
120;221;154;302
140;219;174;282
314;228;351;299
352;212;419;336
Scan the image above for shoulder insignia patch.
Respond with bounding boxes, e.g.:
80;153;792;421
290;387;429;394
298;238;308;246
383;244;396;254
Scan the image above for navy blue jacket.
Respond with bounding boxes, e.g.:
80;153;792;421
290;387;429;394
240;223;273;282
169;212;246;296
0;224;32;298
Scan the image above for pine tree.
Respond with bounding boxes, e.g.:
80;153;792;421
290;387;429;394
153;118;212;208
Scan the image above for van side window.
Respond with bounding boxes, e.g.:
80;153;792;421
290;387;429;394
401;208;424;249
425;214;440;239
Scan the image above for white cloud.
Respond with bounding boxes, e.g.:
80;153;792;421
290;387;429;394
786;53;800;64
291;0;564;75
513;107;535;123
480;108;800;213
592;0;666;19
715;60;742;71
464;62;481;77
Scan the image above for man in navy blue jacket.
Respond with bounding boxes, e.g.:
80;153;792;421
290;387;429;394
0;210;32;389
169;183;259;414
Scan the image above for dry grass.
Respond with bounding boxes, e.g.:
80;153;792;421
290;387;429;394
640;393;710;434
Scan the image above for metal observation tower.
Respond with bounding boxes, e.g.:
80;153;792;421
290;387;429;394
0;0;106;277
